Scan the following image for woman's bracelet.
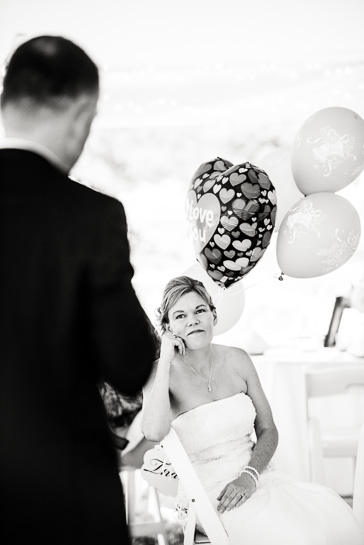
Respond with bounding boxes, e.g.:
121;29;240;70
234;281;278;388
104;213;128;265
238;465;260;488
244;465;260;480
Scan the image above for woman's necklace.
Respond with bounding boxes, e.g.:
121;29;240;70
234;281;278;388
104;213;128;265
186;348;214;393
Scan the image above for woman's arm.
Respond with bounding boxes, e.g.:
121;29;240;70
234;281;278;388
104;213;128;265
217;348;278;513
141;333;185;442
243;351;279;473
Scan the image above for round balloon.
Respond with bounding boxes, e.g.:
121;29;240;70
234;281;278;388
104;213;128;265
141;447;178;497
277;192;361;278
291;107;364;195
259;147;303;230
185;157;277;288
183;264;245;335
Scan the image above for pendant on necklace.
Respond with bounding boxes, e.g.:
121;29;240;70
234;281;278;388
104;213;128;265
208;385;212;393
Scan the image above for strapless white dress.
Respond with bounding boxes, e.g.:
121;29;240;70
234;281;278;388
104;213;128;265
171;392;364;545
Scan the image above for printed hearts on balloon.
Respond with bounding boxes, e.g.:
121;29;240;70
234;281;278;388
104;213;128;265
186;157;277;288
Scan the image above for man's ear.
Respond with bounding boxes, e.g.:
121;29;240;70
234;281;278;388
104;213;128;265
63;94;97;169
71;95;97;139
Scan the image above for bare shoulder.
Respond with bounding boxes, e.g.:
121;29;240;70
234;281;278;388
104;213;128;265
215;343;254;373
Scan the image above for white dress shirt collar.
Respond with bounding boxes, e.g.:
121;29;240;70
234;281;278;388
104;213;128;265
0;137;66;173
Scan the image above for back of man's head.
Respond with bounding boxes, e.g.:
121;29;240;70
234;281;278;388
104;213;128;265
1;36;100;172
1;35;99;111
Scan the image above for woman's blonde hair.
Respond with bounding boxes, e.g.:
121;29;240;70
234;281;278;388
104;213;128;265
155;276;217;333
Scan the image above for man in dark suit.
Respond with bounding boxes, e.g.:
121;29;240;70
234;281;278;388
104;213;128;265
0;36;156;544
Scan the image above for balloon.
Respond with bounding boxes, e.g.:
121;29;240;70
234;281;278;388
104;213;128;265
141;447;178;497
277;192;361;278
183;264;245;335
185;157;277;289
291;107;364;195
259;147;303;230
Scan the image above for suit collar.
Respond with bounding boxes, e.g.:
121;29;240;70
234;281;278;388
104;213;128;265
0;137;66;173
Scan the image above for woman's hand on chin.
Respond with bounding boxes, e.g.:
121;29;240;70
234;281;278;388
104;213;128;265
159;332;186;364
216;473;257;513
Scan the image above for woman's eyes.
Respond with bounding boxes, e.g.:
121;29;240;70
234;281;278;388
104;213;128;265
175;309;207;320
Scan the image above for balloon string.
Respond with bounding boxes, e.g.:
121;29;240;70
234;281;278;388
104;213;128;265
244;272;285;291
243;282;259;291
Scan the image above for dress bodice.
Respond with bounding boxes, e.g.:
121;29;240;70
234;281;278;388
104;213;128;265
171;392;256;491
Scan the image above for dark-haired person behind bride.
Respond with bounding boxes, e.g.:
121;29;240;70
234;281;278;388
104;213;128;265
141;276;363;544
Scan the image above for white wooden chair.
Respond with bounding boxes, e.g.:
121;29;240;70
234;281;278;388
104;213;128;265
160;428;229;545
353;423;364;532
303;365;364;493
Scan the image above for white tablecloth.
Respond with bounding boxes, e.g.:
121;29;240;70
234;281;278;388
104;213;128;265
251;347;364;493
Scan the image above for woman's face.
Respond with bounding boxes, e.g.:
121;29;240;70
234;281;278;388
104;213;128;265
167;291;214;349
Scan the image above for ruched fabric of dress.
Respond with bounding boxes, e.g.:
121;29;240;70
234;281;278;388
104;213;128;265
171;392;364;545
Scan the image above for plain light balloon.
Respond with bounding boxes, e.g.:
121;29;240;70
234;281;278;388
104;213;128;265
259;147;303;230
183;263;245;335
291;107;364;195
277;192;361;278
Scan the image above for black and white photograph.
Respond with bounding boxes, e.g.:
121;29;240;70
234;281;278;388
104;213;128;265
1;1;364;543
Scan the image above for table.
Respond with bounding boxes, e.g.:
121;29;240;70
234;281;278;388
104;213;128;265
251;346;364;493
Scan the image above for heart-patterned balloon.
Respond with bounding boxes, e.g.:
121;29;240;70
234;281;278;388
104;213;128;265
186;158;277;288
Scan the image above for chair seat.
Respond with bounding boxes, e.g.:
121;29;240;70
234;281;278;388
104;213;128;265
322;427;361;456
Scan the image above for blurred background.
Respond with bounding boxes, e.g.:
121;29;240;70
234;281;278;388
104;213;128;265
1;0;364;349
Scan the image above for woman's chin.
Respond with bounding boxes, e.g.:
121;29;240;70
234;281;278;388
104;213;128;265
185;333;212;350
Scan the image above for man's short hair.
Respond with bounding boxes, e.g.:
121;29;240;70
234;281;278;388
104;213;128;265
1;35;99;110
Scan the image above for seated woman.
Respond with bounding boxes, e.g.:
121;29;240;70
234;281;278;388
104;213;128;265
141;276;364;545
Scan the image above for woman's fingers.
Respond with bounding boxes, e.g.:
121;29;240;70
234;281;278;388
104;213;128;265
217;487;238;513
227;492;247;511
217;484;251;512
217;484;228;501
235;493;247;508
160;332;185;360
170;333;185;355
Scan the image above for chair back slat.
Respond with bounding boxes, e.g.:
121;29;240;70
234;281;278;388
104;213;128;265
161;429;229;545
303;364;364;487
353;424;364;532
305;366;364;398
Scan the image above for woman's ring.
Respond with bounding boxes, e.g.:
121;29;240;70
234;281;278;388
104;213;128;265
236;493;244;501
